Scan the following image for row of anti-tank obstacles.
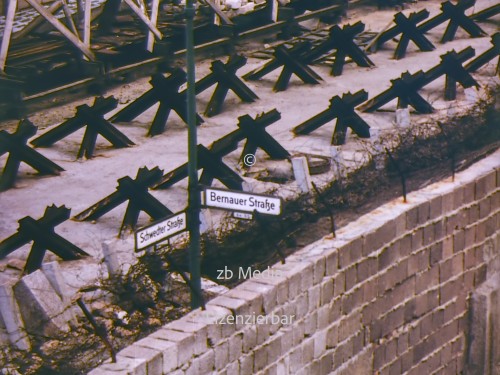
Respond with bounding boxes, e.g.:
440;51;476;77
0;2;499;276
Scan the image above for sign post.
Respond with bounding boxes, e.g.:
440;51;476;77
134;212;187;251
185;0;202;309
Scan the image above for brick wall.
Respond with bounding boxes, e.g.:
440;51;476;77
89;149;499;375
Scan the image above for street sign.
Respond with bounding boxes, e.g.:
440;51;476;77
233;211;253;220
203;188;282;216
134;211;187;251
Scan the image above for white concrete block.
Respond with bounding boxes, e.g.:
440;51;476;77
118;345;162;375
13;270;70;336
136;336;178;373
240;280;277;315
167;320;208;356
197;349;216;373
395;108;410;127
0;284;30;350
102;240;122;277
292;157;312;194
41;262;71;300
150;328;194;365
239;353;254;374
42;261;77;321
215;340;229;370
277;359;289;375
313;329;327;359
228;333;243;362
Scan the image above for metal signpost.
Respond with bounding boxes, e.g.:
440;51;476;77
134;212;187;251
185;0;203;309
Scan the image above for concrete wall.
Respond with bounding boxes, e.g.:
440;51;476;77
88;150;499;375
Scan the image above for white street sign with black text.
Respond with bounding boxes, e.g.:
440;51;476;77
203;188;281;216
135;212;187;251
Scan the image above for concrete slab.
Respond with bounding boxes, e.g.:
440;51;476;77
12;270;70;336
0;283;30;350
41;261;78;321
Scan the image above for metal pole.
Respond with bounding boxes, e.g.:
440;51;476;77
185;0;202;309
0;0;18;72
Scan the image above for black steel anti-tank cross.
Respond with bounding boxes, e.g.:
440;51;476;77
465;33;500;74
304;22;375;76
399;47;479;101
0;205;89;274
154;144;244;191
236;113;290;162
471;4;500;22
74;167;173;236
0;119;64;191
31;96;134;159
154;109;289;189
189;55;258;117
437;48;479;100
373;10;435;60
243;42;322;92
110;69;204;136
419;0;486;43
293;90;371;145
359;71;433;113
197;145;245;190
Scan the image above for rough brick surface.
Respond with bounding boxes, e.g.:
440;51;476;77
118;345;162;375
135;337;178;373
89;151;500;375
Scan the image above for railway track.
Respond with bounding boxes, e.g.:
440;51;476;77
0;0;348;120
